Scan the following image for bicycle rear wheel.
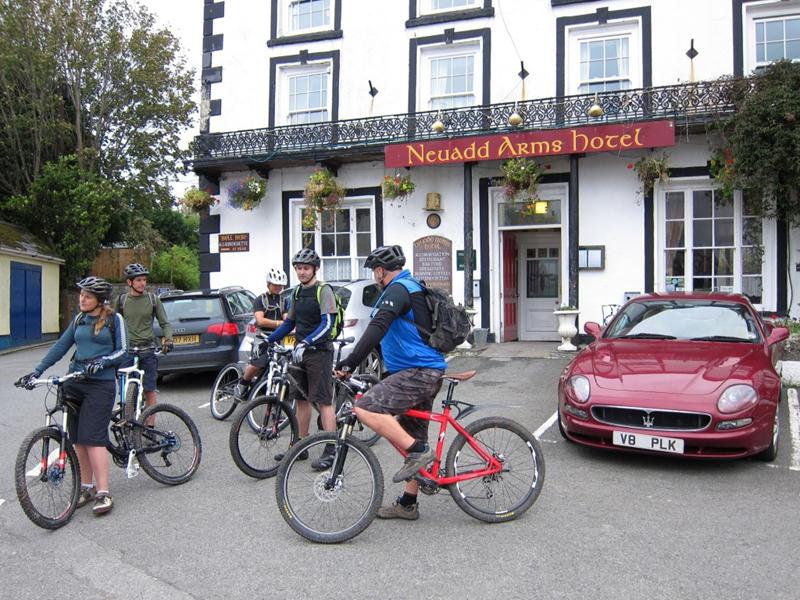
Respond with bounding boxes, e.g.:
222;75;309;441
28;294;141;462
446;416;545;523
135;404;202;485
210;363;242;420
229;395;298;478
276;432;383;544
15;427;80;529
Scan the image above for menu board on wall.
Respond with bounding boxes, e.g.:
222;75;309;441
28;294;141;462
413;235;452;294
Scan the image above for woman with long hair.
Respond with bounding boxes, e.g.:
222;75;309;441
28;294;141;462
17;277;127;515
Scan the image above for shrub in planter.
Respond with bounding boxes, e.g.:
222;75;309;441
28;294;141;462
382;174;415;200
630;153;670;197
501;157;543;199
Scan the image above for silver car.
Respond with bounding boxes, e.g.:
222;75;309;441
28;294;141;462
238;279;384;378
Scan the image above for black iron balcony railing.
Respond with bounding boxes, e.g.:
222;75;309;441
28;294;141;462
192;78;746;164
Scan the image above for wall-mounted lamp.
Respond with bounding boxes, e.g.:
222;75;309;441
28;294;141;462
587;93;604;118
533;200;549;215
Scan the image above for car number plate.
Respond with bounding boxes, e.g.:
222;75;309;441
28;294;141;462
173;334;200;345
612;431;684;454
284;334;296;348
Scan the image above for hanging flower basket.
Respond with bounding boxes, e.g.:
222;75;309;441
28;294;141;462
630;153;670;197
382;173;415;200
228;175;267;211
501;157;543;200
303;168;346;228
180;187;218;212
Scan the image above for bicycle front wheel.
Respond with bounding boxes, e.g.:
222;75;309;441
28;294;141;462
135;404;202;485
229;395;298;479
446;416;545;523
124;380;139;422
15;427;80;529
334;385;380;447
276;432;384;544
210;363;242;420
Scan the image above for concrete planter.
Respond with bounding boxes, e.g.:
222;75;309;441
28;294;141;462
553;309;580;352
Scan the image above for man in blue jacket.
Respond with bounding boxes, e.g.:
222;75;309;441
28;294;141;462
336;245;447;520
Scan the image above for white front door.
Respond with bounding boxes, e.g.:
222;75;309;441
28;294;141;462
519;233;560;341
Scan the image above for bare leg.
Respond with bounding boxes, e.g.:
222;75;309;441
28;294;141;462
75;444;94;487
86;446;110;492
295;399;312;437
242;364;261;382
354;408;415;451
319;404;336;432
144;390;157;427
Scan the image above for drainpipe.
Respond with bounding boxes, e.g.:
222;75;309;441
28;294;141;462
464;162;475;309
568;155;579;308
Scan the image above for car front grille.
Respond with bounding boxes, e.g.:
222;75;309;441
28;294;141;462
591;405;712;431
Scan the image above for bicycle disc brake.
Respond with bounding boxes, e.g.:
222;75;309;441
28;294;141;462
313;472;343;502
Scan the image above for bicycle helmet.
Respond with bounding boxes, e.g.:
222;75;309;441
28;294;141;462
76;276;113;302
123;263;149;278
291;248;321;268
266;267;288;285
364;245;406;270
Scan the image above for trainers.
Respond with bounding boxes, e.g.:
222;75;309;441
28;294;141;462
392;447;435;483
233;382;250;400
76;486;96;509
274;449;308;462
92;493;114;515
311;444;336;471
376;502;419;520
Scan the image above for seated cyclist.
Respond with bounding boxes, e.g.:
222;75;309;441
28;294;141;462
235;267;288;399
335;245;447;521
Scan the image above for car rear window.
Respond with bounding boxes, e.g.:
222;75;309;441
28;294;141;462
163;297;225;321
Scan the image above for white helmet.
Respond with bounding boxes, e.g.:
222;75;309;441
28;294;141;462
267;267;288;286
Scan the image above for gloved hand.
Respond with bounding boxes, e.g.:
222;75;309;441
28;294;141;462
291;341;308;364
334;363;352;380
15;371;40;388
85;360;105;375
161;338;174;354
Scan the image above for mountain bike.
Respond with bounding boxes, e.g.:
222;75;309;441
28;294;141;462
228;339;380;479
275;370;546;543
14;349;202;530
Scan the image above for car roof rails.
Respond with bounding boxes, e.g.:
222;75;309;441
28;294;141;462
218;285;245;293
159;289;185;298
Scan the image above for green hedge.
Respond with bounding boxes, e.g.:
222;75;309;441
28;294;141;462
150;244;199;290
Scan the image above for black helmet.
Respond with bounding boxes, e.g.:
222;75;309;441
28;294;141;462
291;248;321;267
123;263;149;278
364;245;406;270
76;276;113;302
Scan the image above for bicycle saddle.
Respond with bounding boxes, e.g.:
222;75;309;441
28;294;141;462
442;370;476;381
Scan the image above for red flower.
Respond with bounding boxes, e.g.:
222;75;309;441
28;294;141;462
627;163;634;169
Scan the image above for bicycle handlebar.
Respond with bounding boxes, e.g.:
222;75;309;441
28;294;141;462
16;371;85;389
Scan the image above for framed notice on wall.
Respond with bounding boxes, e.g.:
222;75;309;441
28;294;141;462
219;233;250;253
413;235;452;294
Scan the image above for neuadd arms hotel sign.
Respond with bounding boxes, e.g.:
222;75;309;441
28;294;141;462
385;120;675;167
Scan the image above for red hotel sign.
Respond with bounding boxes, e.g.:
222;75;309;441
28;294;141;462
384;120;675;168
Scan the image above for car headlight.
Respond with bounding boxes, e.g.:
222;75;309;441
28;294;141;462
566;375;591;403
717;385;758;414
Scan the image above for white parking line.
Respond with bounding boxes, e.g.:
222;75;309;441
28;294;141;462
26;449;59;477
198;402;210;409
534;411;557;440
0;499;5;508
787;388;800;472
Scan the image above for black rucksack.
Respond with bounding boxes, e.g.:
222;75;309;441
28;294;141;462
402;280;472;353
293;282;345;340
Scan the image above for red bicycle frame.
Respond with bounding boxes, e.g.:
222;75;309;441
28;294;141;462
394;405;503;486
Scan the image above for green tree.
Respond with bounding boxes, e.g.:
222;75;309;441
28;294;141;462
4;153;117;285
150;244;199;291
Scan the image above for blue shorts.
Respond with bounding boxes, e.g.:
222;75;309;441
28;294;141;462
121;351;159;392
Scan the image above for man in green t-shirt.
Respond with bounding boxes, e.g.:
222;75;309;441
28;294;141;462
116;263;173;412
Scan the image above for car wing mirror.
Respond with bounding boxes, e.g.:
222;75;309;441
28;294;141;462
584;321;602;339
766;326;789;346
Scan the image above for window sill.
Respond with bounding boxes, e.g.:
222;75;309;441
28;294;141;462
406;7;494;28
267;30;343;47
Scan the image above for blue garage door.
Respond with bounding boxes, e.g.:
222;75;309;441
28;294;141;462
10;261;42;344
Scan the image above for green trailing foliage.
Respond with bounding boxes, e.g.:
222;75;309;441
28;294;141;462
713;61;800;225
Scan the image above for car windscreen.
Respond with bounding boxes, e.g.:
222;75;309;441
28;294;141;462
163;297;225;321
604;300;762;342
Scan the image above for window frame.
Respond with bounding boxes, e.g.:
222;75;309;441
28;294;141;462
655;180;772;308
744;1;800;73
277;61;332;127
418;41;482;112
290;197;377;283
566;20;641;95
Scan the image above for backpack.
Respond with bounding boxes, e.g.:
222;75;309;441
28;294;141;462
117;291;157;319
71;312;120;360
293;282;345;341
400;279;472;353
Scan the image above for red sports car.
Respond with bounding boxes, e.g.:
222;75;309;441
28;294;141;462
558;292;789;460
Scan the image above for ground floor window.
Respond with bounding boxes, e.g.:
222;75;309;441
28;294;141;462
296;200;374;282
660;185;763;303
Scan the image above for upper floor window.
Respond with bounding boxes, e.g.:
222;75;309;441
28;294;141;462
755;15;800;66
567;21;640;95
288;0;331;34
429;0;477;12
579;36;630;93
420;43;480;110
287;70;329;124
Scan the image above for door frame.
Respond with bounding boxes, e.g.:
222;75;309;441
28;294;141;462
490;183;569;342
